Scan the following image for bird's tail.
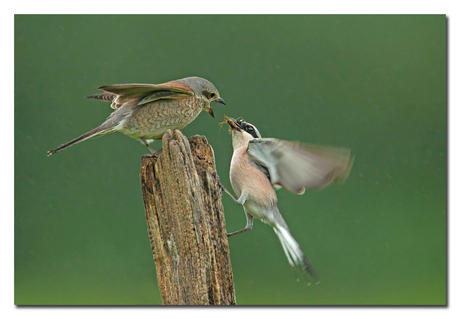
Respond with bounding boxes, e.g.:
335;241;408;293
47;126;112;156
273;226;320;284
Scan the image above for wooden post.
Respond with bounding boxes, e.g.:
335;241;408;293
140;129;236;305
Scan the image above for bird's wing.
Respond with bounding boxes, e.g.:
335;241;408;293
96;82;194;108
247;138;354;195
85;92;117;102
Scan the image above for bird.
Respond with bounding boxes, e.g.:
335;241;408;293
222;116;354;283
47;76;226;156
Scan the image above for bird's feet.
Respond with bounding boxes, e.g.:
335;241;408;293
140;137;160;157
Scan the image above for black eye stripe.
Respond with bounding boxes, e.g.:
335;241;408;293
203;91;216;99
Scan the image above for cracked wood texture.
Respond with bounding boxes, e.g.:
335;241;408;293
140;129;236;305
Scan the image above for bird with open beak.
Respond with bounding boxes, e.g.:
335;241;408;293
47;76;225;156
223;116;354;283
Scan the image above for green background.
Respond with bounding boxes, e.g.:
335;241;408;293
15;15;446;305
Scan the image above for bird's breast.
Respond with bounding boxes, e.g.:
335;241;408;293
230;149;277;207
120;97;202;139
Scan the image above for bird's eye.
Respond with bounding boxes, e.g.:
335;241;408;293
247;126;254;132
210;92;216;98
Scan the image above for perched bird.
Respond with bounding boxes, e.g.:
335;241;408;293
47;76;225;156
223;116;354;282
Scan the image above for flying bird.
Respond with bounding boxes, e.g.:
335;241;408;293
47;76;225;156
223;116;354;282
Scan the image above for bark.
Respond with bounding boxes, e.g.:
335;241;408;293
140;129;236;305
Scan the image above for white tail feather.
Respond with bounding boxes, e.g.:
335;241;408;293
274;227;303;267
273;226;319;282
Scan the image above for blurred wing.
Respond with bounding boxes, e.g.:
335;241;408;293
247;138;354;195
96;82;194;108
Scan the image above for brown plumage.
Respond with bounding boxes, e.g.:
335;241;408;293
223;116;354;283
47;76;225;156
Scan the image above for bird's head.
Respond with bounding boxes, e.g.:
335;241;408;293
178;76;226;118
225;116;261;148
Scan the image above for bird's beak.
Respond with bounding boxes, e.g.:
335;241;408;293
208;107;215;118
214;98;226;106
225;116;242;131
208;98;224;117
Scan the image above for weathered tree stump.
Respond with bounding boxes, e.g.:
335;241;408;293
140;129;236;305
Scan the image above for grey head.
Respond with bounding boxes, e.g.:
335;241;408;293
176;76;226;106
